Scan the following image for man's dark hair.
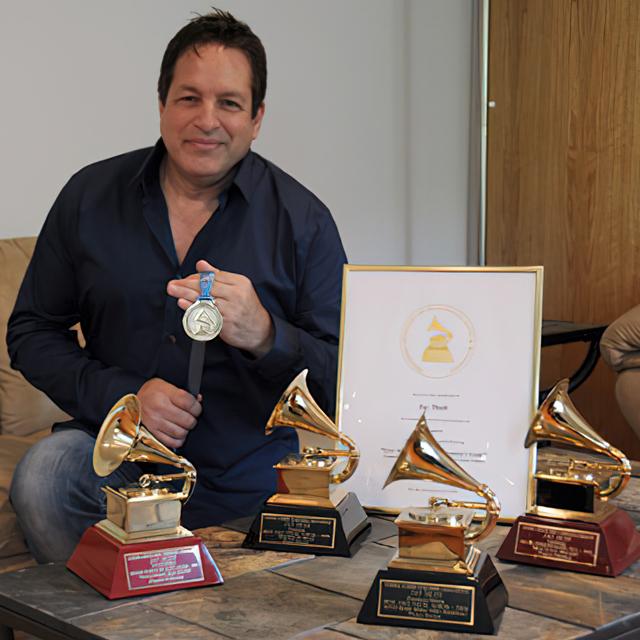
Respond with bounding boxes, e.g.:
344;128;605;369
158;8;267;118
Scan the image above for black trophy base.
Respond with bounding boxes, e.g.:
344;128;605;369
242;491;370;557
357;552;508;635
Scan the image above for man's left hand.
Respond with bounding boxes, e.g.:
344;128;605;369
167;260;274;358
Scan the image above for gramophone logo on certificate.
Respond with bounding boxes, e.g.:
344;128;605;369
401;305;475;378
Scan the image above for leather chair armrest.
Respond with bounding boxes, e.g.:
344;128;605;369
600;304;640;372
615;370;640;439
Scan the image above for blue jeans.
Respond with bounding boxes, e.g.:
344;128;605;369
10;428;142;564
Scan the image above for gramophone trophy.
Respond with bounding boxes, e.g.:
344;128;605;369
358;414;507;634
497;378;640;576
67;394;223;599
243;369;370;556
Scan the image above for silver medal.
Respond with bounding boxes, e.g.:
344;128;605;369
182;271;223;341
182;298;223;341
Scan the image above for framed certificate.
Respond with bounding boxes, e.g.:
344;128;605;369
335;266;543;520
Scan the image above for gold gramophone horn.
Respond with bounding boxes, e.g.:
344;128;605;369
386;414;499;543
94;394;196;500
266;369;359;483
525;379;630;500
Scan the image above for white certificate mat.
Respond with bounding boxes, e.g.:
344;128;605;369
335;266;543;520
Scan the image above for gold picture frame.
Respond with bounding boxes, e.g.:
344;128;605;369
334;265;543;520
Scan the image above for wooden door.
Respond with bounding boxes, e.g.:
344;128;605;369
487;0;640;457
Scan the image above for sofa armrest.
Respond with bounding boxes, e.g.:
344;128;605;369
600;304;640;372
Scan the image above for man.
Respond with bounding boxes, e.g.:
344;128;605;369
8;9;346;563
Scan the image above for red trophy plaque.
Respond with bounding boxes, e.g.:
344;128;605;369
497;379;640;576
67;395;223;598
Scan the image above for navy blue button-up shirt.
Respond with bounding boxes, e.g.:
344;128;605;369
7;141;347;527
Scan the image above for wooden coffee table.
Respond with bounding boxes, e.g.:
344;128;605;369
1;483;639;640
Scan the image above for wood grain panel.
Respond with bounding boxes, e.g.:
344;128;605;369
487;0;640;457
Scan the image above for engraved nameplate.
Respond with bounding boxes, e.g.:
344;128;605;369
514;522;599;566
259;513;336;549
377;579;475;626
124;544;204;590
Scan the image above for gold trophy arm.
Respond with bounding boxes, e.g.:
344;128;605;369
598;447;631;499
568;454;631;500
301;432;360;484
304;448;352;457
332;432;360;484
430;484;500;543
138;465;197;501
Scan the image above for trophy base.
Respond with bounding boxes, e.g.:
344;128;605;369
496;509;640;576
242;491;371;557
357;552;507;634
67;524;223;599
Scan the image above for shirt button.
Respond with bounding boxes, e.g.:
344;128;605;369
167;334;177;344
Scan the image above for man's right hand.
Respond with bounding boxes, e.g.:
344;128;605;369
136;378;202;448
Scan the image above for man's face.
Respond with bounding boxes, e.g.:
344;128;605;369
159;43;264;186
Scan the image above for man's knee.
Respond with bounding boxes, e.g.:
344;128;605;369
10;429;95;519
9;429;100;563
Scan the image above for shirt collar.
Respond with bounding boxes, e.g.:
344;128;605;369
129;139;164;191
130;138;255;205
231;151;256;204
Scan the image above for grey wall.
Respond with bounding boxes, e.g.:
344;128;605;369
0;0;473;266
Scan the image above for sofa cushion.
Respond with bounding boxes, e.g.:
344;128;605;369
0;237;71;436
0;431;48;558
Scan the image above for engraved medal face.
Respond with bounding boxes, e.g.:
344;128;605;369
182;299;223;341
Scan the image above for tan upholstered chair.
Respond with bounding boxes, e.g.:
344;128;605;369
600;304;640;439
0;237;72;571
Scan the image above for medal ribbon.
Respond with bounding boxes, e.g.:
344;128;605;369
199;271;215;301
187;272;217;396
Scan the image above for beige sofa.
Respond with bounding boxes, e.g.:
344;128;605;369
600;305;640;440
0;237;72;572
